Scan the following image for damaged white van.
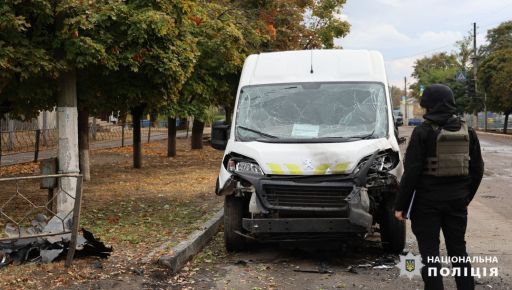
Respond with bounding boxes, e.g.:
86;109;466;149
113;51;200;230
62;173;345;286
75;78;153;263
211;50;405;253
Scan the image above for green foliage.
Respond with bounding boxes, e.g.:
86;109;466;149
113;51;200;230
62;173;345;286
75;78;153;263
410;47;479;114
479;21;512;115
1;0;351;122
238;0;350;50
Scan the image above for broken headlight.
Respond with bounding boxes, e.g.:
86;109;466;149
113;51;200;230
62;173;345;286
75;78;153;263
227;159;264;175
354;150;399;173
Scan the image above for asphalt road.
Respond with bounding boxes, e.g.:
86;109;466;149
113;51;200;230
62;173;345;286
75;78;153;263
189;126;512;290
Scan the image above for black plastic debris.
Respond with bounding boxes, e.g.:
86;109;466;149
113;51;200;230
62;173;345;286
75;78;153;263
293;262;334;274
0;214;112;268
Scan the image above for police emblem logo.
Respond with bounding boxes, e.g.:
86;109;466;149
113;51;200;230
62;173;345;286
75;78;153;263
396;252;423;279
405;259;415;272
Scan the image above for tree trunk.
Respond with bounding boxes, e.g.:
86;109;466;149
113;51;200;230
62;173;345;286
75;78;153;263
167;116;177;157
150;111;158;127
57;69;79;213
472;111;478;129
225;106;232;125
504;112;510;135
131;105;145;168
191;118;205;149
78;108;91;181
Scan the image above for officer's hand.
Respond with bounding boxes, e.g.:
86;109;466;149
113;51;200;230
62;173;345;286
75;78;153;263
395;211;405;221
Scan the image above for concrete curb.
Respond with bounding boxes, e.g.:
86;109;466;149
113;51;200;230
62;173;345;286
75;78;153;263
158;208;223;273
476;130;512;139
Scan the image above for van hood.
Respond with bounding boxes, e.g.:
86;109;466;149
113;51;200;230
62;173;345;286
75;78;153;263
225;138;394;175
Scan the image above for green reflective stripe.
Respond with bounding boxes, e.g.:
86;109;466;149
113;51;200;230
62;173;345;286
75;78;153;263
285;164;303;175
267;163;284;174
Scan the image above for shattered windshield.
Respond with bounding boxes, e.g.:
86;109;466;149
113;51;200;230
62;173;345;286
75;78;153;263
235;82;388;142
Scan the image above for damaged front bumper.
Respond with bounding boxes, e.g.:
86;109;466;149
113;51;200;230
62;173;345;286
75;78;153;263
217;151;400;237
222;173;382;234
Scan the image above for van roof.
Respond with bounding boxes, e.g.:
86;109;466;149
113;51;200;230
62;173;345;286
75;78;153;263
239;49;388;87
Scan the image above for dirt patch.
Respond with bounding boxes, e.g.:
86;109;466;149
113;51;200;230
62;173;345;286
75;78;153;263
0;138;224;290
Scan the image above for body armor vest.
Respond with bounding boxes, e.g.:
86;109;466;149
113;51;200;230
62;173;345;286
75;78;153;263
424;119;470;177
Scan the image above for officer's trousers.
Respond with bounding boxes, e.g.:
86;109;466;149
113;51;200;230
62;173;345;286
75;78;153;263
411;197;474;290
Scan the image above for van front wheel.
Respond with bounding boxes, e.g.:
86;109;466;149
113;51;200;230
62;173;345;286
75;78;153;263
380;208;406;254
224;195;246;252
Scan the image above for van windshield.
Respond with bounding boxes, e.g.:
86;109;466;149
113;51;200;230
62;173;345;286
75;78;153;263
235;82;388;142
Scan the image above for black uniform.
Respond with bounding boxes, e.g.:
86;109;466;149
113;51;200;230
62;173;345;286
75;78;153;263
395;85;484;290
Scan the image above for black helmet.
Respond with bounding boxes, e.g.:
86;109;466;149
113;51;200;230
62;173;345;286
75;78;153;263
420;84;456;109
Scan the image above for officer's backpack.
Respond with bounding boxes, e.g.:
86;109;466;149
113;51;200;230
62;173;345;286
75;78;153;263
424;119;470;177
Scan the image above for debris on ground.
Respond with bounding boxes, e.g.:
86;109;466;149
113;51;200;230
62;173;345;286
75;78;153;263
293;262;334;274
0;214;112;268
350;255;397;272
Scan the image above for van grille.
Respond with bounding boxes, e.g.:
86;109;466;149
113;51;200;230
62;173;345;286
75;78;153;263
260;184;352;211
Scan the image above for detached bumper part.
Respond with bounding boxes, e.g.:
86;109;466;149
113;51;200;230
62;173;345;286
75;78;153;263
345;186;373;231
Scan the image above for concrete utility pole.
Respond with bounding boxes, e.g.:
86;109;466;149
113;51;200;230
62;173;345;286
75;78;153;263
57;70;79;213
472;22;479;129
484;92;488;131
404;76;408;123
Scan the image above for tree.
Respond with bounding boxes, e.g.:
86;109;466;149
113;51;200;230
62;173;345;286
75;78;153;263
410;50;478;115
389;85;403;109
75;0;198;168
479;21;512;133
0;1;57;118
0;0;118;211
173;1;266;150
237;0;350;50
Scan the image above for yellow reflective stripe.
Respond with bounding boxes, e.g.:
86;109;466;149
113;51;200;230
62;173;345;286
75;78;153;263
267;163;284;174
285;164;303;175
313;164;330;175
333;162;350;174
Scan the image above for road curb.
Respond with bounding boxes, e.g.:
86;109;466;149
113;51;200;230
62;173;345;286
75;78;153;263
158;208;223;273
476;130;512;139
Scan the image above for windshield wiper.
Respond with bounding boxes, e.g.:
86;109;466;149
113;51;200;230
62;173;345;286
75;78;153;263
346;130;375;140
321;131;375;140
237;126;278;139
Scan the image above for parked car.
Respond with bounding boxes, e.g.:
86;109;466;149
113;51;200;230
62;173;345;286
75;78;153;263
408;118;423;126
210;50;405;254
393;110;403;127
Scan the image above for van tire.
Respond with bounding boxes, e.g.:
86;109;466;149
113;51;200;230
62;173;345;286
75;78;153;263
380;209;406;254
224;195;246;252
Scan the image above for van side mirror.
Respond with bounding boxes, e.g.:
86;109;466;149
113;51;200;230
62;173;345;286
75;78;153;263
211;120;230;150
394;119;403;127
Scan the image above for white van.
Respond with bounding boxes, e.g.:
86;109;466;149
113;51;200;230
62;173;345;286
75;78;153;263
211;49;405;253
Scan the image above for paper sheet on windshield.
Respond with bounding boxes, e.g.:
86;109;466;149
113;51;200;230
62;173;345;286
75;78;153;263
292;124;319;138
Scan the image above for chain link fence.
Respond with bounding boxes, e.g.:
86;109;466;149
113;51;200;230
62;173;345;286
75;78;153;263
0;174;83;267
0;121;170;165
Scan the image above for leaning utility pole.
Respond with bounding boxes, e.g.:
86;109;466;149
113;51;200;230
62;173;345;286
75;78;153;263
404;76;408;123
472;22;479;129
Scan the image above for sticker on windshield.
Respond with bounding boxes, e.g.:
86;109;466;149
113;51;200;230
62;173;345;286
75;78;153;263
292;124;319;138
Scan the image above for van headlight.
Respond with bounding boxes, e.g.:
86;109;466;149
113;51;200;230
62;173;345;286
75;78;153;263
227;159;264;175
354;150;399;173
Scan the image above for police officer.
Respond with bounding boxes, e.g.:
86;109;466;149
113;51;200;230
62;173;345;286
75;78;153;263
394;84;484;290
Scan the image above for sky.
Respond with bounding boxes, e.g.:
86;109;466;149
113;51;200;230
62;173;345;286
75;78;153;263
335;0;512;89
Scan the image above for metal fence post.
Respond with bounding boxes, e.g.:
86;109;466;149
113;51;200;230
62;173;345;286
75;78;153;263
34;129;41;162
7;118;14;151
121;124;125;147
147;121;152;143
65;175;83;268
0;131;2;166
92;117;97;141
